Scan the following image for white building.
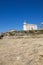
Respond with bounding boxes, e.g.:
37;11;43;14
23;22;37;31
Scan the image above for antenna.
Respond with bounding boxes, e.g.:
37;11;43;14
40;22;43;30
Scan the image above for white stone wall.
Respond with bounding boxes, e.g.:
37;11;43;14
23;22;37;30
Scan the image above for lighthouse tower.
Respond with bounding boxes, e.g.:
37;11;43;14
23;22;27;31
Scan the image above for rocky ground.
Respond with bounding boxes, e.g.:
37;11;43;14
0;37;43;65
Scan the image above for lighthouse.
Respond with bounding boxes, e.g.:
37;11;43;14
23;22;27;31
23;21;37;31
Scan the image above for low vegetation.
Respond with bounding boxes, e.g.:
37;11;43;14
0;30;43;39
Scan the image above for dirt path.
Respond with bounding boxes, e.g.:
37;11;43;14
0;38;43;65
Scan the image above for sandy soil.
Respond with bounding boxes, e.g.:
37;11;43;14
0;37;43;65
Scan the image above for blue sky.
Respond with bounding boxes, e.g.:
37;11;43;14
0;0;43;32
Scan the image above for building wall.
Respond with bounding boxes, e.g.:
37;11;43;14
23;22;37;30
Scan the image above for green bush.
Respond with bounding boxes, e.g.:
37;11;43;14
9;32;15;36
29;30;35;34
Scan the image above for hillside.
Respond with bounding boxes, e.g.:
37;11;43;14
0;30;43;39
0;30;43;65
